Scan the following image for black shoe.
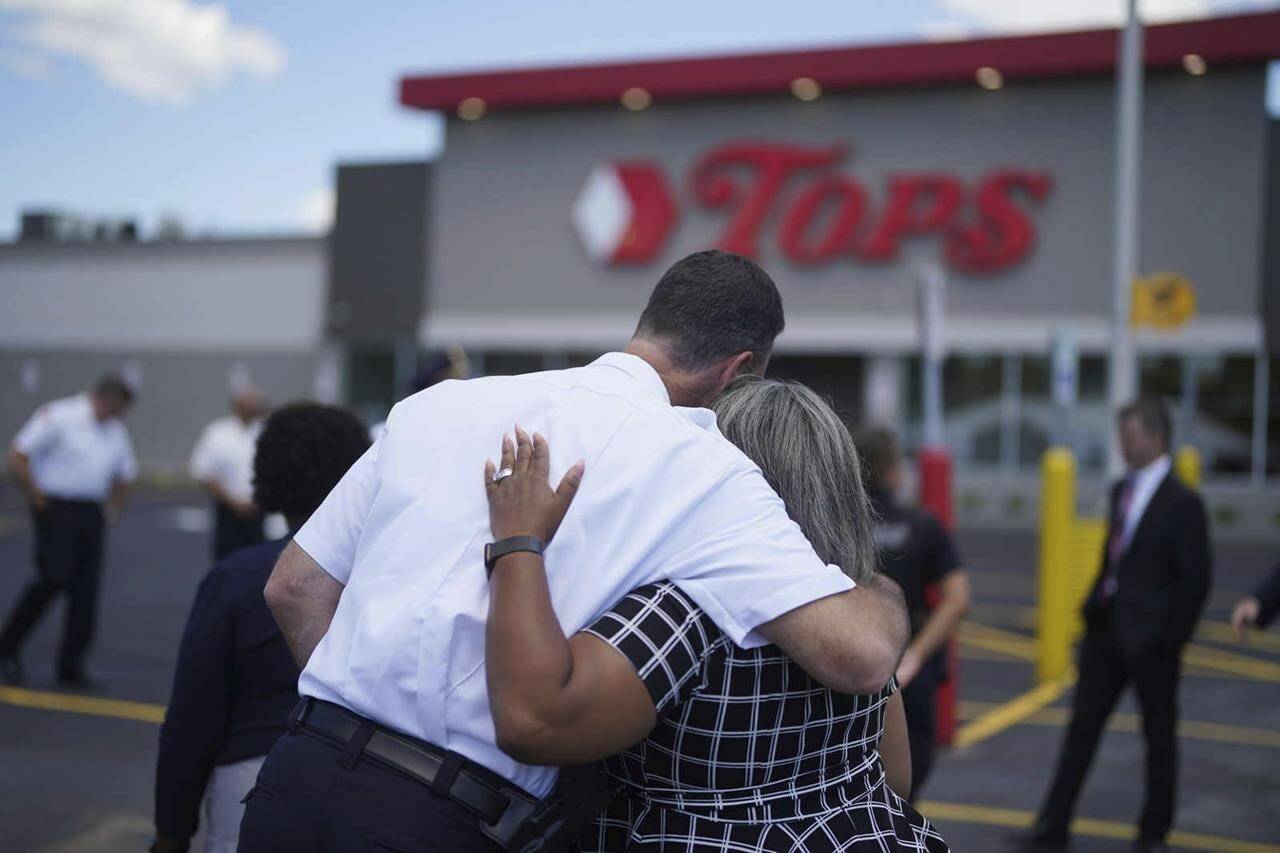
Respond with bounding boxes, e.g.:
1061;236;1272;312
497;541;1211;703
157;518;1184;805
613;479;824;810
1132;840;1168;853
56;670;103;691
0;652;23;685
1006;821;1070;850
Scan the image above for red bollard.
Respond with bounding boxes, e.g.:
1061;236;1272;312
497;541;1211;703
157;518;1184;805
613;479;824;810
917;446;957;747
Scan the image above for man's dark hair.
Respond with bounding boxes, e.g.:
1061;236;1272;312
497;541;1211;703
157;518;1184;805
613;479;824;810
1119;396;1172;449
854;427;900;493
254;403;371;522
94;374;135;406
634;250;785;371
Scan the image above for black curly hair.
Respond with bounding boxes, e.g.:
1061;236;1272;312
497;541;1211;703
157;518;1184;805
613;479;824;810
253;402;371;526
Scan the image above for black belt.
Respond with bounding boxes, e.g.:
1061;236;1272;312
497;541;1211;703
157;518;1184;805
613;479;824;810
289;698;537;847
45;497;102;509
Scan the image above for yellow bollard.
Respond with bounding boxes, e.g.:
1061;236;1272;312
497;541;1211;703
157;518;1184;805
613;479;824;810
1175;445;1201;489
1036;447;1076;684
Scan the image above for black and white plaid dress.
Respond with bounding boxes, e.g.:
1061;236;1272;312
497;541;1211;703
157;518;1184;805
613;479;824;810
574;582;948;852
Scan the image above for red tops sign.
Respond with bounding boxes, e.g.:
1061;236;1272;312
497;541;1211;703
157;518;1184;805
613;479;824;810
573;141;1052;274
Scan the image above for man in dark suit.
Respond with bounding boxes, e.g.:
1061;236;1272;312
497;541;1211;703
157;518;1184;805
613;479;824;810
1017;397;1211;853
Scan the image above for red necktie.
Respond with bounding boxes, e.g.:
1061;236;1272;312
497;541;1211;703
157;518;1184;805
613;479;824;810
1099;476;1135;601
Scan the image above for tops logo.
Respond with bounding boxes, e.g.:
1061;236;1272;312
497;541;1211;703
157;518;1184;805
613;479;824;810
571;141;1052;274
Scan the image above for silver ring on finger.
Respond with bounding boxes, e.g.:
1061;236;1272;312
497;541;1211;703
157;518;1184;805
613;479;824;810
492;467;515;484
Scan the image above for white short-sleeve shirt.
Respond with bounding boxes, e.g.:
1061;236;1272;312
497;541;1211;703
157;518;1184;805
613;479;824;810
189;415;262;503
13;393;137;502
293;353;854;797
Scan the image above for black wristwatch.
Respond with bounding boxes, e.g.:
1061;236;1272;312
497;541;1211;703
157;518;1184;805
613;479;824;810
484;536;545;577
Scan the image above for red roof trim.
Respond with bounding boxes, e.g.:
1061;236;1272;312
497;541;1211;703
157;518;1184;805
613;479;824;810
399;11;1280;113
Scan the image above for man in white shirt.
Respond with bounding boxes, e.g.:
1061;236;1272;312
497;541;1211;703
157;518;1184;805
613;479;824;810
190;388;268;560
240;250;909;851
0;375;138;688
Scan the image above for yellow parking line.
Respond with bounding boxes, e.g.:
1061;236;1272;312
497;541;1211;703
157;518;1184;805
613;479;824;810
953;675;1072;748
35;814;153;853
1196;621;1280;653
920;800;1280;852
959;701;1280;748
1183;644;1280;682
957;622;1037;661
0;685;165;723
961;620;1280;682
4;683;1277;850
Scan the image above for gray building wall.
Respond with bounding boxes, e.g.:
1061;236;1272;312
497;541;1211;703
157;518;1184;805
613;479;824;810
428;69;1267;352
0;237;324;350
0;237;329;472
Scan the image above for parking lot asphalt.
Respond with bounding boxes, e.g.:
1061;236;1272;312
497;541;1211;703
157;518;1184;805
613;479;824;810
0;489;1276;852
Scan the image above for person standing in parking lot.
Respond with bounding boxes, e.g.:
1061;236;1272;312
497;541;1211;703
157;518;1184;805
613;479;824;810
1015;398;1211;853
152;402;371;853
190;388;269;560
854;427;970;801
0;374;137;688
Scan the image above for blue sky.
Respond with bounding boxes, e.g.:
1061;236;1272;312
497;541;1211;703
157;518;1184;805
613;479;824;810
0;0;1275;240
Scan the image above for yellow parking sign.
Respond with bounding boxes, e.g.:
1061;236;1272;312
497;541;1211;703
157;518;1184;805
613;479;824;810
1131;272;1196;330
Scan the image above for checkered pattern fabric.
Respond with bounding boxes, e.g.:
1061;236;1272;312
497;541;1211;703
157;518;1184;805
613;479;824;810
577;582;948;851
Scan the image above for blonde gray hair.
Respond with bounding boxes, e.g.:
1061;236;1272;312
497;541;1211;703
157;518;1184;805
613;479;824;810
712;376;879;583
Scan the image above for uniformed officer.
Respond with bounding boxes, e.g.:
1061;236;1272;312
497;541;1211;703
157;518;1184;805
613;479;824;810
0;374;138;687
190;388;268;560
855;427;971;800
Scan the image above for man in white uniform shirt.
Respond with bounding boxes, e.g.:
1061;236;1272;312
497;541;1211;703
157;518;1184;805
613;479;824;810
190;388;268;560
0;375;137;688
240;251;909;851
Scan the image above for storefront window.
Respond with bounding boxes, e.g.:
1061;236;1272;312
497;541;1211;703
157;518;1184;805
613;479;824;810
768;356;865;422
1268;356;1280;478
482;351;547;377
348;345;396;427
941;354;1004;468
1192;355;1255;476
1021;354;1109;472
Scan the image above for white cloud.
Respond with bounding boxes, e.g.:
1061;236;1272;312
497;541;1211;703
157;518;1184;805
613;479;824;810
297;186;335;233
934;0;1275;32
0;0;285;103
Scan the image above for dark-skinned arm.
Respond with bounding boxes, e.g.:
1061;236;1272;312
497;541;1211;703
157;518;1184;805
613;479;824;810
880;690;912;800
483;428;656;766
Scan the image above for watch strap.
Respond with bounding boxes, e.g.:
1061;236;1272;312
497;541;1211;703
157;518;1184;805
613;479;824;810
485;535;544;576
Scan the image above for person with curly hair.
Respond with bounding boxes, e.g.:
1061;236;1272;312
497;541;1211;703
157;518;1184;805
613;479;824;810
152;403;371;853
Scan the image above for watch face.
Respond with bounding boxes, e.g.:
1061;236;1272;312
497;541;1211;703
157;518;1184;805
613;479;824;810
484;543;493;565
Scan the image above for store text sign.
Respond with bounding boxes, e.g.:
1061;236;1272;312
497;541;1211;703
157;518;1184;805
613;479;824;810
572;140;1053;274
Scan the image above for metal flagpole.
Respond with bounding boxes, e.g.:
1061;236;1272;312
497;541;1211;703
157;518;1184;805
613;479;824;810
1107;0;1144;478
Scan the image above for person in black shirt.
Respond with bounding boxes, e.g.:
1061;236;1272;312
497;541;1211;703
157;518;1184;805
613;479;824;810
855;427;970;800
151;403;371;853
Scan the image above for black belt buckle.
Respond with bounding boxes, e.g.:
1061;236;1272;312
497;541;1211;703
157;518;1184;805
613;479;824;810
479;788;543;851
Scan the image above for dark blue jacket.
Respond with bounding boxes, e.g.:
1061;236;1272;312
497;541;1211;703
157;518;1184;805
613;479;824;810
155;538;299;842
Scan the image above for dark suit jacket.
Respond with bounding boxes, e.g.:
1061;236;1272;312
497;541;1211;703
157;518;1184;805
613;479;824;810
1082;471;1212;660
1253;561;1280;629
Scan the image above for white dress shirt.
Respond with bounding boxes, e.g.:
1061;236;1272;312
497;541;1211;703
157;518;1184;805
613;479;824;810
12;393;137;502
189;415;262;502
294;352;854;797
1118;454;1172;551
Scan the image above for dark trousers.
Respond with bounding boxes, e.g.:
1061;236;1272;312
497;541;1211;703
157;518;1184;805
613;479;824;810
1037;610;1182;841
238;726;501;852
0;500;105;676
900;663;939;802
213;502;264;561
